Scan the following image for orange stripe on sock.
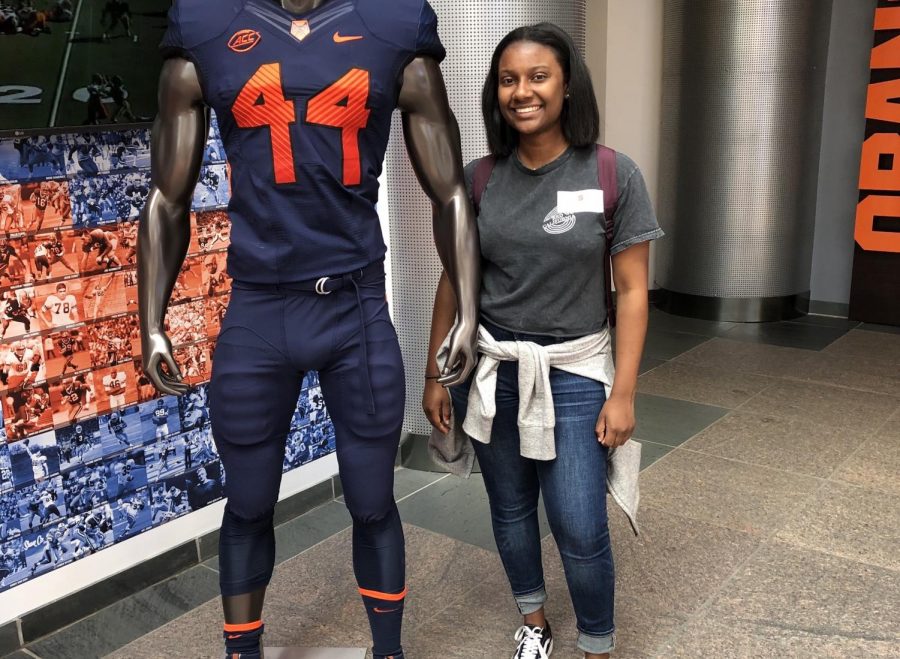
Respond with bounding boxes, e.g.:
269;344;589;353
223;620;263;633
358;585;407;601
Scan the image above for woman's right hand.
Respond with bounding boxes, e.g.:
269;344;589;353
423;380;452;434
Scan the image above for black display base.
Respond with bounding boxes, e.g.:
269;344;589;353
658;289;810;323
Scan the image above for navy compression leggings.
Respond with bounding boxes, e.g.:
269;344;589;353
209;263;406;657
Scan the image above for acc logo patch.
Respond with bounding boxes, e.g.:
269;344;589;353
228;29;261;53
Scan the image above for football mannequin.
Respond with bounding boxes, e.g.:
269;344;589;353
138;0;478;657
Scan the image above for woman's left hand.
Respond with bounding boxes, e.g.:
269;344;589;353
596;394;635;448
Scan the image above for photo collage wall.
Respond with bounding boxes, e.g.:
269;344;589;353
0;116;336;593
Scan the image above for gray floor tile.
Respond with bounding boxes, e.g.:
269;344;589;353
398;473;550;552
775;481;900;572
638;440;673;469
29;565;219;659
3;652;37;659
682;411;863;478
613;596;684;659
790;314;860;330
660;614;900;658
642;330;711;361
791;330;900;396
791;349;900;396
107;596;222;658
639;355;666;375
858;322;900;335
608;506;759;618
832;434;900;495
740;379;900;435
0;623;20;657
21;542;198;642
647;309;736;337
399;525;507;626
721;321;850;351
638;360;773;409
391;467;448;501
878;407;900;441
402;578;529;659
673;337;818;378
640;450;821;535
633;394;729;447
823;328;900;360
661;541;900;657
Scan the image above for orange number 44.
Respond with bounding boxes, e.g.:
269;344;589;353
232;63;371;186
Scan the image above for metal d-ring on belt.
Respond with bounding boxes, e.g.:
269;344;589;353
276;263;379;416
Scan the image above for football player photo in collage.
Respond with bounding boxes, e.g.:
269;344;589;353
57;418;104;470
0;120;336;593
0;137;68;183
192;164;229;211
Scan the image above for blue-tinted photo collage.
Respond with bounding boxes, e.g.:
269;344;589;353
1;371;333;591
0;116;337;593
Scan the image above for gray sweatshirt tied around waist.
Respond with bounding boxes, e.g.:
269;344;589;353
428;325;641;535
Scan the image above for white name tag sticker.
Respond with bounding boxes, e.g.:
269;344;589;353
557;189;604;214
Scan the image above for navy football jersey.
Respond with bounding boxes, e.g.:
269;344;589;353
160;0;446;283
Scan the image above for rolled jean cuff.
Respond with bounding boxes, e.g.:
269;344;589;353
513;585;547;615
577;628;615;654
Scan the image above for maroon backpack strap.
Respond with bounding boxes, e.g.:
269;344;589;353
596;144;618;328
472;155;496;215
597;144;618;222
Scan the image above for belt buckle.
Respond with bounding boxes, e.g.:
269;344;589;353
315;277;331;295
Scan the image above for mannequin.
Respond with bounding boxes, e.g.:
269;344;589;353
137;1;478;656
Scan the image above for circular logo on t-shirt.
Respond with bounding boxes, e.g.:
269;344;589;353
542;207;577;234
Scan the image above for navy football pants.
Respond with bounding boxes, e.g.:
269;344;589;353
209;262;406;655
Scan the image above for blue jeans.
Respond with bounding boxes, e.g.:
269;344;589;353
449;322;615;655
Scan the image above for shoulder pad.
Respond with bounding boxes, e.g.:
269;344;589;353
355;0;423;52
162;0;245;53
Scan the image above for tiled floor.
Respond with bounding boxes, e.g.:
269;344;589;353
7;310;900;658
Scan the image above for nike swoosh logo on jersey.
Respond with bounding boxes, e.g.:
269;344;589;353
333;32;363;43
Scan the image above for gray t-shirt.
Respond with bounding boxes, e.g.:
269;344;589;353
465;146;663;337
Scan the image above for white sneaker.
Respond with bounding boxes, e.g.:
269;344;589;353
512;622;553;659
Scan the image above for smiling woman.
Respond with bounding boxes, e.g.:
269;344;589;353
424;21;664;659
481;23;600;164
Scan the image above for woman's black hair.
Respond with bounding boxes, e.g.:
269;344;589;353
482;23;600;157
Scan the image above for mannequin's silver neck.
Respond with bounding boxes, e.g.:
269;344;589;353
279;0;327;14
